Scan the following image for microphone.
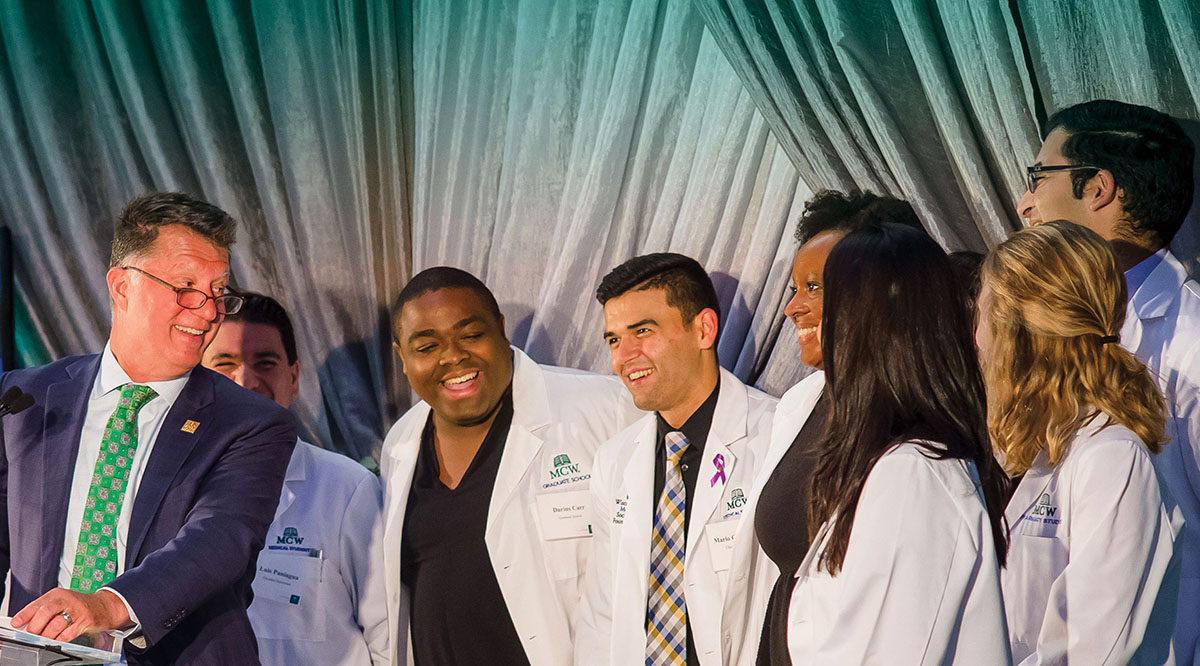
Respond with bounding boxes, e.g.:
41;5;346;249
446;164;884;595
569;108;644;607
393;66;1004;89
0;386;33;417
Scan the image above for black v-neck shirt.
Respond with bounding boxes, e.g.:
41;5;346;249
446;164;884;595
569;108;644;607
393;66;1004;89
399;387;530;666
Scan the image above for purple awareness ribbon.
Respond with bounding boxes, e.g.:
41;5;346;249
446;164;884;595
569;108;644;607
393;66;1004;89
710;453;727;487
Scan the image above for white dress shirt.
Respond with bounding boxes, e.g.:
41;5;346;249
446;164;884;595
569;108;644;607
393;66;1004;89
56;344;189;611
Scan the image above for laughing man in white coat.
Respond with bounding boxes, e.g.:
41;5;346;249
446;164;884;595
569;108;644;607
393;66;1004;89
201;293;389;666
1018;100;1200;661
380;267;638;666
576;253;777;666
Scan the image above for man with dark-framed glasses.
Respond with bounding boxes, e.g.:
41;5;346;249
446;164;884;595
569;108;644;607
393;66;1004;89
1017;99;1200;662
0;191;296;665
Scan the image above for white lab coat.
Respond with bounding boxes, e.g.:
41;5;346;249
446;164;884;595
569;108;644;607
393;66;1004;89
380;348;639;666
787;441;1010;665
575;368;778;666
1003;416;1179;665
248;439;390;666
1122;248;1200;664
721;370;824;666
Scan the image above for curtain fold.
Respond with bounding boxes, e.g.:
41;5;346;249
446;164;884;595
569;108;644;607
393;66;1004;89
0;0;412;460
691;0;1043;251
5;0;1200;440
411;0;818;395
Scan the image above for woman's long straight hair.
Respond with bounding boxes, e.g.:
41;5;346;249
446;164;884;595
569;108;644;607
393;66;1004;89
808;223;1009;574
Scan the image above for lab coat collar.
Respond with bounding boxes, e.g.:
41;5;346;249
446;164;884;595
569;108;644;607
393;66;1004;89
509;347;552;433
760;371;824;487
487;348;551;532
1129;248;1186;321
618;416;659;601
1003;413;1109;528
687;368;750;555
276;437;309;519
1004;448;1054;529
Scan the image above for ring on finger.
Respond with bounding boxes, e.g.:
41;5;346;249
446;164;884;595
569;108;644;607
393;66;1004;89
59;611;73;626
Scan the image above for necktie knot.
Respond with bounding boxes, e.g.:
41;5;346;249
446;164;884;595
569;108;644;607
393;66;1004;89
665;431;688;467
120;383;157;414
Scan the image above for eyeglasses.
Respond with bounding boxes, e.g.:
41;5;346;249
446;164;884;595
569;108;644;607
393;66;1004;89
122;266;244;315
1025;164;1099;193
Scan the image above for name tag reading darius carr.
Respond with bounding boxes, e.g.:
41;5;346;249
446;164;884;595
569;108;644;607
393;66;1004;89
536;490;592;540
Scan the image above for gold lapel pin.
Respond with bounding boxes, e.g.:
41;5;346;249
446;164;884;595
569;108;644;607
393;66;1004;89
181;420;200;434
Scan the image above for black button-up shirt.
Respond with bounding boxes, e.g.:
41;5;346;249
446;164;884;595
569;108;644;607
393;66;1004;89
649;378;719;666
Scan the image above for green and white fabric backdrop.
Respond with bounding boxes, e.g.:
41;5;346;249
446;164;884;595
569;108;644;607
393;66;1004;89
1;0;1197;458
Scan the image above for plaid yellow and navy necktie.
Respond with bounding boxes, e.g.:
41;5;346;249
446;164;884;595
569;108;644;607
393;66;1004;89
646;430;689;666
70;383;157;593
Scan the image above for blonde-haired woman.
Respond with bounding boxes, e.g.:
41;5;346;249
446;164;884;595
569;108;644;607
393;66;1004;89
977;220;1179;664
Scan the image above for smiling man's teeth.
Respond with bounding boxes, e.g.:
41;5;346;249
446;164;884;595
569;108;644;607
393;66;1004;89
628;369;652;381
175;325;204;335
444;371;479;386
798;326;816;337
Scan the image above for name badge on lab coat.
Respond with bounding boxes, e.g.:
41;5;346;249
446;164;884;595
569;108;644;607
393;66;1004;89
255;549;323;606
536;490;591;540
706;520;738;572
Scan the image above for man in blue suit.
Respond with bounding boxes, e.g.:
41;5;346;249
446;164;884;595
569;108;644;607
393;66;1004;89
0;192;296;664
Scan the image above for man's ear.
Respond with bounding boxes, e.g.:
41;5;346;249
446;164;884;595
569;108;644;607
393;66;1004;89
694;308;719;350
107;267;129;312
1086;169;1119;212
392;341;408;374
288;360;301;401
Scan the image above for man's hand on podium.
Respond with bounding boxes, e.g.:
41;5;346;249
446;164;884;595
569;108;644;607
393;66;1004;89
10;588;132;643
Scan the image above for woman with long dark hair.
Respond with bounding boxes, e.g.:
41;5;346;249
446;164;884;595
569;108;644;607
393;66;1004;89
721;191;925;666
786;223;1011;664
979;221;1177;664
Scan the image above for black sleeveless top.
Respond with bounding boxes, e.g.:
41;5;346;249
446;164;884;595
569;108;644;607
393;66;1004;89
753;392;828;666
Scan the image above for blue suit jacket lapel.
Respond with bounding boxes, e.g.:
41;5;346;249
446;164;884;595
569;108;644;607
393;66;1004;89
40;355;101;592
126;369;216;564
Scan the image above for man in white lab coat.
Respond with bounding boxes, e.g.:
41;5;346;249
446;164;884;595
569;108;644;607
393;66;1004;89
201;292;389;666
1018;99;1200;663
380;267;638;666
576;253;777;666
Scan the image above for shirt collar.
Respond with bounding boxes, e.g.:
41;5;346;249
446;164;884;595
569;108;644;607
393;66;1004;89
1124;247;1166;299
655;376;721;450
93;342;191;407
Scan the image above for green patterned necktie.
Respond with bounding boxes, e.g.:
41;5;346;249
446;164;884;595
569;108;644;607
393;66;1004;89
70;383;158;593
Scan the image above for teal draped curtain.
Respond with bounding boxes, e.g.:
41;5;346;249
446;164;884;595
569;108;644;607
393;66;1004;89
691;0;1043;252
0;0;412;460
2;0;1198;448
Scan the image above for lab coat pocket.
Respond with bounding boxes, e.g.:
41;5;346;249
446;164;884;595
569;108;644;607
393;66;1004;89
249;549;327;641
1007;519;1069;649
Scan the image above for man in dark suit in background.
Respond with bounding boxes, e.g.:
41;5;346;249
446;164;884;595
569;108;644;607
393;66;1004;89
0;192;295;664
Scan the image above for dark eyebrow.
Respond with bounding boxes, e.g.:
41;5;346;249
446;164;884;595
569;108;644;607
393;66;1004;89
251;350;283;361
602;318;658;341
406;316;486;343
209;352;240;361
